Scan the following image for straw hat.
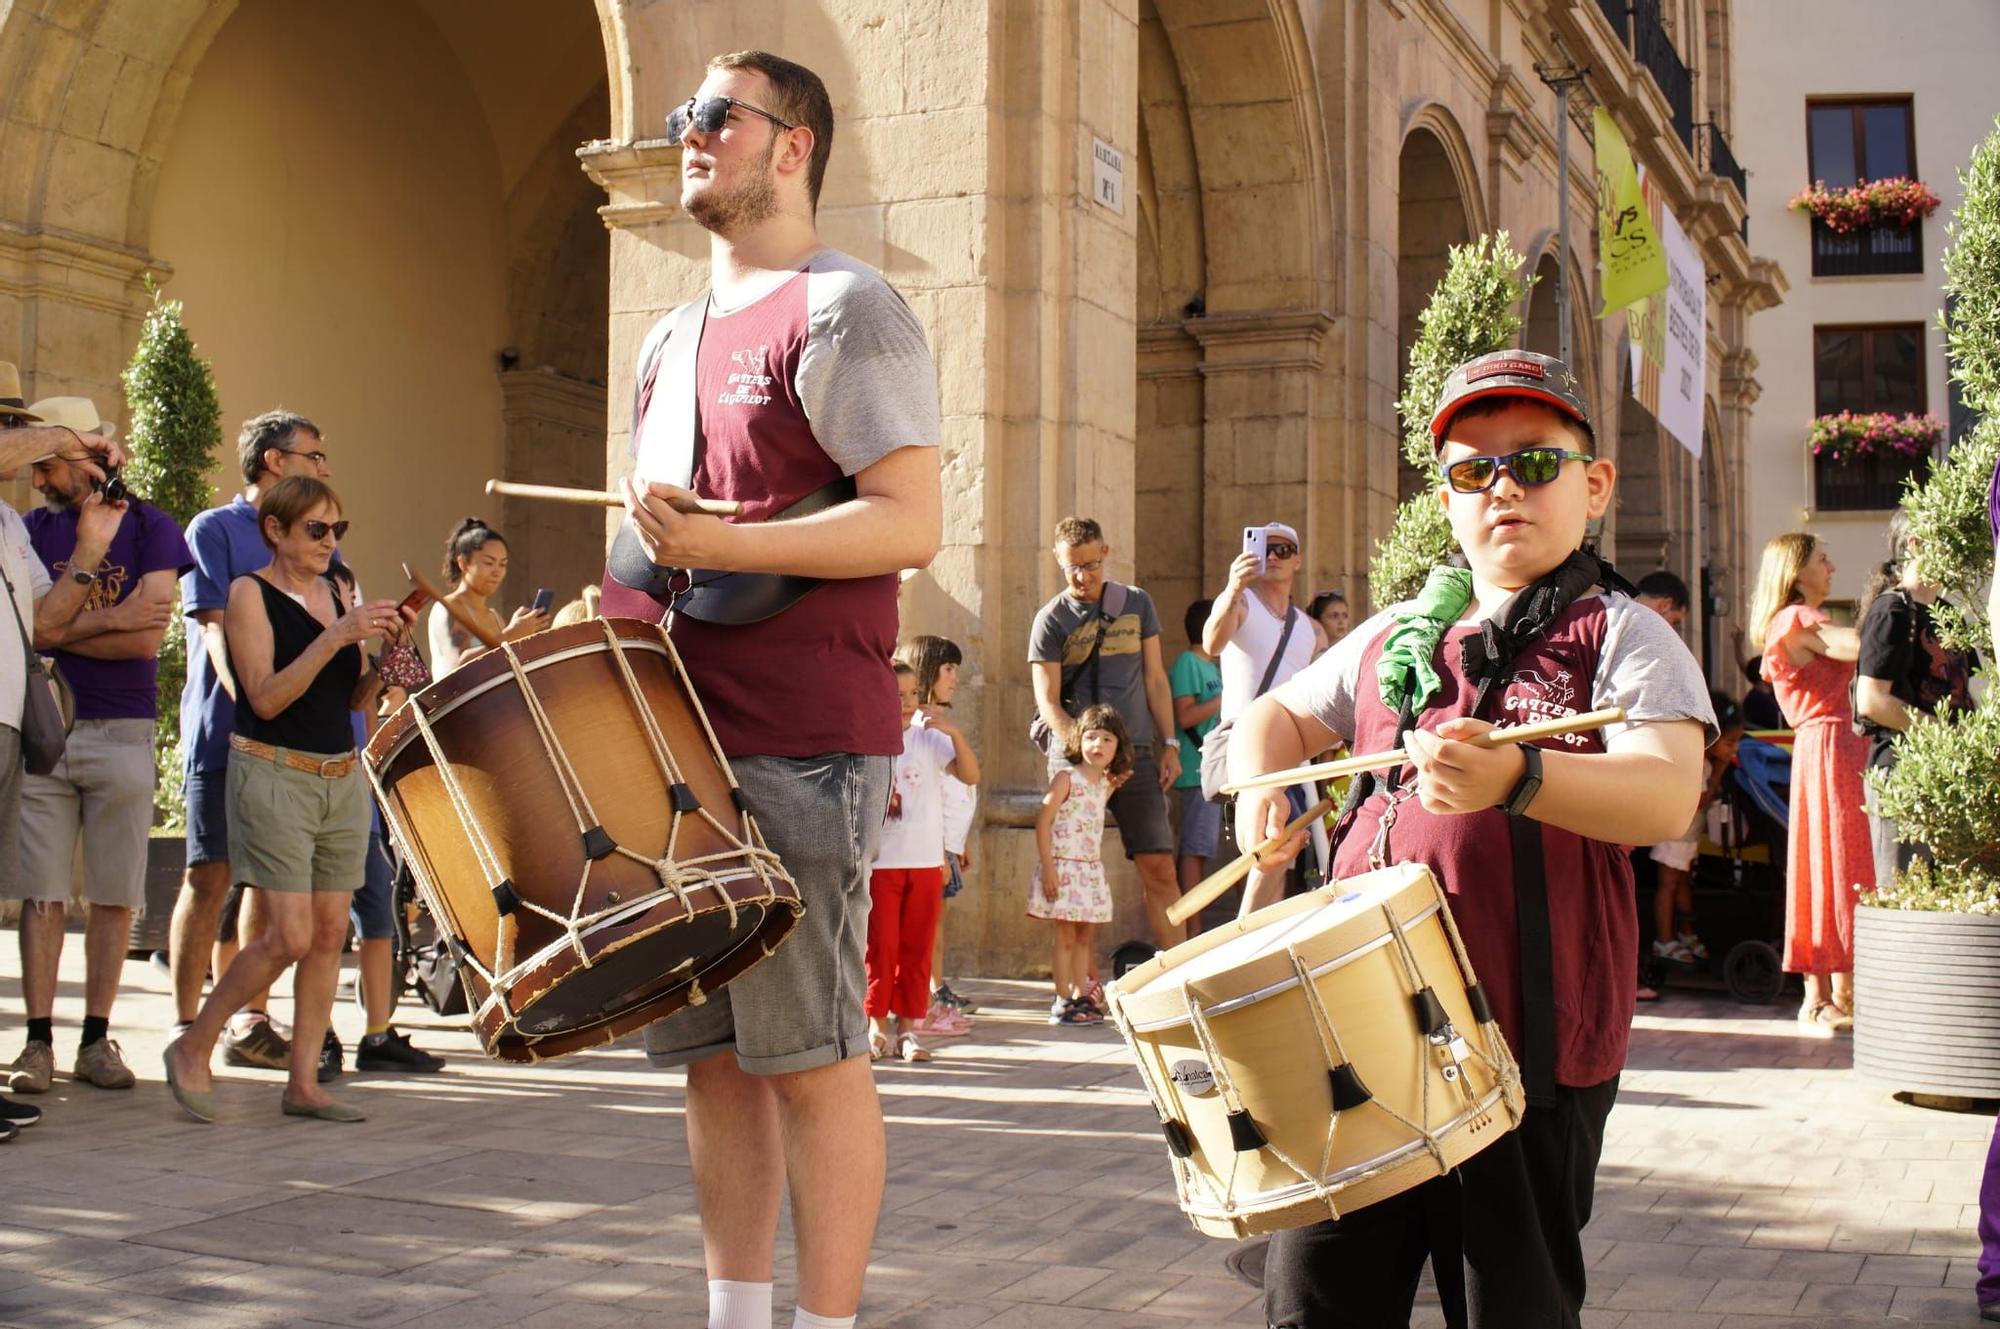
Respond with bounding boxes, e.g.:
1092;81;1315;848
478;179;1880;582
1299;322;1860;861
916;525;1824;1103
0;362;42;422
26;396;116;439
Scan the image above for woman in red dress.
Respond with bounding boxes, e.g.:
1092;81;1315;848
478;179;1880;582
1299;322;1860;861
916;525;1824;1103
1749;533;1874;1035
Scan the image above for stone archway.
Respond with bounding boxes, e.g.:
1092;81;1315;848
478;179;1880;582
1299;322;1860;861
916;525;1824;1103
1134;0;1331;615
0;0;614;607
1396;119;1479;500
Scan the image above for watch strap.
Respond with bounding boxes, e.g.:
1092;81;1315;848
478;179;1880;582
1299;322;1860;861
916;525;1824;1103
1502;742;1544;817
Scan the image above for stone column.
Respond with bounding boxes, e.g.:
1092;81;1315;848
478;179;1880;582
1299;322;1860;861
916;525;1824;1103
496;367;611;611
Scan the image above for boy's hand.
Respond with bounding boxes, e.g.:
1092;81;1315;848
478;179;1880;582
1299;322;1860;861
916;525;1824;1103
1406;717;1529;816
1235;786;1306;870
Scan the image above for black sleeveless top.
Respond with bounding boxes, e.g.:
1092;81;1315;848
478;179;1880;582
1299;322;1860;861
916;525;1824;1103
231;574;360;755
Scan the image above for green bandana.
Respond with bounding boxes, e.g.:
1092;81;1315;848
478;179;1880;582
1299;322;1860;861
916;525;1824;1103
1375;566;1474;713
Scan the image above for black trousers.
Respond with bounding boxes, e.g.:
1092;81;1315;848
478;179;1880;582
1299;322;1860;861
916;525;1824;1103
1263;1075;1620;1329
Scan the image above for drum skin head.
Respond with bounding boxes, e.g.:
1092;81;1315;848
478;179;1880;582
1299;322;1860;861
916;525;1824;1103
368;618;802;1063
1108;863;1525;1238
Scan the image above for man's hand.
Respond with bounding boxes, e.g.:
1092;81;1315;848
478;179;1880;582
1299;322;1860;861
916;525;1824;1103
1157;742;1182;789
623;476;724;568
71;490;125;565
1405;717;1527;816
1234;786;1305;871
56;432;126;484
1223;551;1261;596
109;592;174;633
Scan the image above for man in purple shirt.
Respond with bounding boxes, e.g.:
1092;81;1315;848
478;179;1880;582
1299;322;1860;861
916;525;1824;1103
3;401;192;1096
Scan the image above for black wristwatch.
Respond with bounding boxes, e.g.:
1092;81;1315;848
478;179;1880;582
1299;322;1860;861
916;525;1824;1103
1502;744;1544;817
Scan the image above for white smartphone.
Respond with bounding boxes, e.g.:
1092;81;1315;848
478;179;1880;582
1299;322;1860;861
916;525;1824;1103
1242;526;1268;573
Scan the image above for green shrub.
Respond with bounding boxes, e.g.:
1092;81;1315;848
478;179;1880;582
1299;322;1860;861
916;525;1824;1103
1901;412;1997;653
122;288;220;827
1369;233;1534;604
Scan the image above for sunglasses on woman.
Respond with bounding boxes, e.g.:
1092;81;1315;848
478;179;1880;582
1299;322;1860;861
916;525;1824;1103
1443;446;1593;494
302;519;349;542
665;95;797;146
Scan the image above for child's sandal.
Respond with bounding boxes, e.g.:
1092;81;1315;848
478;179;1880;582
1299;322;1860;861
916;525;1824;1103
868;1030;890;1061
897;1033;932;1063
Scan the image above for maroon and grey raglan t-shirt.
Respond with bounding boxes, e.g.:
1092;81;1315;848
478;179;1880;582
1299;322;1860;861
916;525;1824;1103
599;249;940;758
1285;590;1715;1088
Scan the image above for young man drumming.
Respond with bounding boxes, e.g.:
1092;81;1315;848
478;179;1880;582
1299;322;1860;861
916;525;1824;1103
599;50;941;1329
1227;351;1715;1327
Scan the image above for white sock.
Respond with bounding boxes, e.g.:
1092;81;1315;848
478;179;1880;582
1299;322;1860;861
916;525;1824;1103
708;1279;772;1329
793;1309;856;1329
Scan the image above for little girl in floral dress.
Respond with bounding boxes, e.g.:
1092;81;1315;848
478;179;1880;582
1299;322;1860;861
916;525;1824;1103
1030;704;1131;1026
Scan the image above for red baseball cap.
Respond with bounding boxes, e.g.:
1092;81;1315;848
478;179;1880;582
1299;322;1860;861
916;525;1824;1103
1429;350;1593;448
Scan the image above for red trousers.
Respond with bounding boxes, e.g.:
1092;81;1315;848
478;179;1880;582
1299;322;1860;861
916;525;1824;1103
866;866;944;1019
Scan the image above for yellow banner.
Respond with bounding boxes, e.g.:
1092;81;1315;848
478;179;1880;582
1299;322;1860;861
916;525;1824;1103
1595;107;1667;315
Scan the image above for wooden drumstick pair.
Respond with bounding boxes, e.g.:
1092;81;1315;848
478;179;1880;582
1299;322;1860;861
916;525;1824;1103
485;478;741;518
1165;707;1625;927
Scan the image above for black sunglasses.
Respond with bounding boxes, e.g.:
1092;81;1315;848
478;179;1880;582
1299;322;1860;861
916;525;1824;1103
1444;446;1592;494
665;95;797;146
302;519;349;542
1265;542;1299;560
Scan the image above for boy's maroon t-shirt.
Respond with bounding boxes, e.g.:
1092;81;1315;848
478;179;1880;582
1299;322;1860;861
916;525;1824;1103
600;253;939;759
1304;593;1713;1088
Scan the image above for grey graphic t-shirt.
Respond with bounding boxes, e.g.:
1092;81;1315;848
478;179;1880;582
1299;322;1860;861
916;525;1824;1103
1027;584;1163;745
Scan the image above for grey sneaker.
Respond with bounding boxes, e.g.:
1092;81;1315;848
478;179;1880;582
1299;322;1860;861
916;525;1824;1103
7;1040;53;1094
73;1039;136;1090
221;1018;290;1069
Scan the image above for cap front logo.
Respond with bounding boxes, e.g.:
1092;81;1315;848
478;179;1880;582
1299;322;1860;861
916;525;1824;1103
1466;357;1548;384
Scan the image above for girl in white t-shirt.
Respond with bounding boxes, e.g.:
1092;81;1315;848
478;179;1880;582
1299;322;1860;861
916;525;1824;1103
895;636;980;1029
866;663;979;1062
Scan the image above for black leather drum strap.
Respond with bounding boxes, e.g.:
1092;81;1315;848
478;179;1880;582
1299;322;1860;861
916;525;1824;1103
1510;810;1558;1109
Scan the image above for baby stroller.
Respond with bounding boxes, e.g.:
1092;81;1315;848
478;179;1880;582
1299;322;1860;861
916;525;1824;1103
1637;733;1794;1003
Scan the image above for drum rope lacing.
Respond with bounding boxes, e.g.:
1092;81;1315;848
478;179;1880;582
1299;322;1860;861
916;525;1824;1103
374;623;792;1044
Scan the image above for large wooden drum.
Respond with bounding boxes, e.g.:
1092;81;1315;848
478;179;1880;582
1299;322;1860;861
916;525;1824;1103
365;617;801;1063
1108;863;1524;1238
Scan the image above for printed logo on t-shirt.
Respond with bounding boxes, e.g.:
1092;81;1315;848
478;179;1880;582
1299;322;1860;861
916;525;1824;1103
55;558;127;613
719;343;774;407
1504;660;1593;745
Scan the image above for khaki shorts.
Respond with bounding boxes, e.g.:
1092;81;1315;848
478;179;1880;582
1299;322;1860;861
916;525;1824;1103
11;718;156;909
0;726;20;887
225;747;370;894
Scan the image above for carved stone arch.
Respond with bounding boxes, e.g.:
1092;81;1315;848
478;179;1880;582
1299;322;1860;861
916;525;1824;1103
590;0;635;141
1401;101;1491;240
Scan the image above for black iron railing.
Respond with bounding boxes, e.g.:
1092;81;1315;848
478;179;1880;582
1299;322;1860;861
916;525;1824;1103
1814;448;1930;512
1810;218;1924;277
1630;0;1694;152
1701;122;1749;240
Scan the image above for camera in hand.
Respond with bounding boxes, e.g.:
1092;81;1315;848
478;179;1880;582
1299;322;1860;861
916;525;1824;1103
96;467;130;504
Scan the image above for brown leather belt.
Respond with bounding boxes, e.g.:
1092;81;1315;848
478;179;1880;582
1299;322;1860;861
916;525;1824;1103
230;733;357;779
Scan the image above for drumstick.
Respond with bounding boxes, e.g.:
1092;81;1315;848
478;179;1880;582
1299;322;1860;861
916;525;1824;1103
1217;706;1626;796
1165;797;1335;928
485;479;742;518
407;567;502;650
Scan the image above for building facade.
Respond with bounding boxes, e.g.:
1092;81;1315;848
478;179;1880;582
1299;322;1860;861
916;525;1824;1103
0;0;1779;972
1735;0;1999;627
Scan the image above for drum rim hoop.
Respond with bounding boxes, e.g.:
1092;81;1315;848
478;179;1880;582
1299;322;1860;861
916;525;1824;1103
1120;897;1445;1033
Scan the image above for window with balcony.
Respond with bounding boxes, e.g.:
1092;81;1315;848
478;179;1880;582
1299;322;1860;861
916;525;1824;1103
1805;99;1922;276
1811;324;1932;511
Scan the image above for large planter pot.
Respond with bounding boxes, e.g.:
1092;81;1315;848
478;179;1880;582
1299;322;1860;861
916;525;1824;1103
128;835;184;955
1853;904;2000;1098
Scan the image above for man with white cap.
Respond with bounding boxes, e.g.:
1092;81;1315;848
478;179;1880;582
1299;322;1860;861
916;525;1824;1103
0;367;130;1140
1203;520;1327;913
5;396;190;1097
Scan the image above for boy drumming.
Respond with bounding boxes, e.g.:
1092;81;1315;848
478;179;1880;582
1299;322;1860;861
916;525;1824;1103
1228;351;1715;1327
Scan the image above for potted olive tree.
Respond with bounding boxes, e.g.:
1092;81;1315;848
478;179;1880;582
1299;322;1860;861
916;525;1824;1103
120;288;220;951
1852;120;2000;1101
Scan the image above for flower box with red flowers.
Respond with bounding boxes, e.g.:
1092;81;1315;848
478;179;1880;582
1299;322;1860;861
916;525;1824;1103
1806;410;1944;463
1789;177;1943;234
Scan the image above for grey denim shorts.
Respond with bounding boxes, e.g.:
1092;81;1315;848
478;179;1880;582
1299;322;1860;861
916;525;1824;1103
643;751;891;1076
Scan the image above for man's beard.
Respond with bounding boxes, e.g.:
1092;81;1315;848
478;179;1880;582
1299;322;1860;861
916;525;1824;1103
683;141;780;235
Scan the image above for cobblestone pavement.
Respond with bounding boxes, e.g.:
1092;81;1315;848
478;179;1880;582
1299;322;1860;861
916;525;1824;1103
0;945;1992;1327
